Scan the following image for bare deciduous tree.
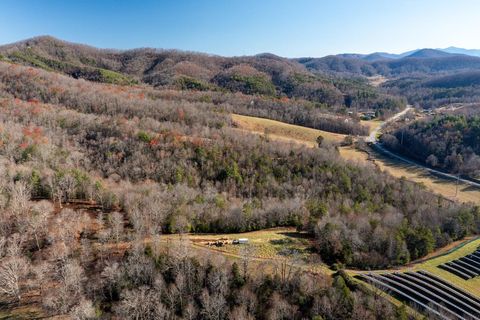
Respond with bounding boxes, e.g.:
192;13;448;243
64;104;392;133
200;289;226;320
70;297;96;320
109;211;123;244
28;200;52;250
0;256;28;301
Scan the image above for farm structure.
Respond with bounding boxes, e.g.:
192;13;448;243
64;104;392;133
438;247;480;280
203;238;249;247
358;271;480;320
233;238;249;244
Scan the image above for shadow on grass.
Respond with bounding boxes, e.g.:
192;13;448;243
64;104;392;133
370;148;480;190
278;232;311;239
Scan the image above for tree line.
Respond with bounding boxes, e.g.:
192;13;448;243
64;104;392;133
382;114;480;178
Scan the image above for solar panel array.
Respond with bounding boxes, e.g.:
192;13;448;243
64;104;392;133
358;271;480;320
438;247;480;280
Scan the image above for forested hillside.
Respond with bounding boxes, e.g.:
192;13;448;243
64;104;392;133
382;113;480;178
0;59;441;318
1;37;480;319
298;50;480;77
298;50;480;109
0;36;404;122
1;61;478;266
383;71;480;108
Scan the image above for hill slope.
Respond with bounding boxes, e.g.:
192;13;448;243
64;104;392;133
0;36;405;123
297;50;480;77
0;37;351;103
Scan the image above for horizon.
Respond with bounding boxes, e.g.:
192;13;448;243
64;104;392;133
2;35;478;59
1;0;480;58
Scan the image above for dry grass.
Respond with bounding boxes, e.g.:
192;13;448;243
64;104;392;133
160;228;333;276
367;75;388;87
339;146;480;204
178;227;312;260
367;148;480;204
232;114;346;145
360;119;382;132
189;228;334;276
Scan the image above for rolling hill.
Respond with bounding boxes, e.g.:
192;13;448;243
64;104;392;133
0;36;405;124
0;36;354;101
297;49;480;77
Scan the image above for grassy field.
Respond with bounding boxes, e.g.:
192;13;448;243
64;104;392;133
340;146;480;204
367;75;388;87
232;114;347;145
360;119;382;132
184;227;312;260
160;228;333;276
368;148;480;204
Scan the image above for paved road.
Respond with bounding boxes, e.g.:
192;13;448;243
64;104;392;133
367;106;480;189
366;106;413;143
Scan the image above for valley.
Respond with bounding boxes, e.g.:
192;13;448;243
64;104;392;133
0;32;480;319
233;111;480;204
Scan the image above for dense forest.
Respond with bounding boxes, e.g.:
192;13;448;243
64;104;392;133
1;38;480;319
1;61;478;268
0;60;442;318
382;113;480;178
382;71;480;108
298;49;480;109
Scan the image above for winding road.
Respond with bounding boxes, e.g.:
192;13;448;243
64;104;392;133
367;106;480;189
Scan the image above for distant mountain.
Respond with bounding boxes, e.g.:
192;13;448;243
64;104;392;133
405;49;455;59
362;50;418;61
325;47;480;63
362;53;394;62
336;53;366;59
0;35;318;94
297;48;480;77
359;49;460;61
297;55;377;75
5;36;480;110
423;70;480;88
440;46;480;57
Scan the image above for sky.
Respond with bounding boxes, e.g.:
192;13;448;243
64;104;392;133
1;0;480;57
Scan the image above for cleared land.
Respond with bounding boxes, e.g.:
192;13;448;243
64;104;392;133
364;147;480;204
232;113;480;204
160;227;332;276
367;75;388;87
232;113;346;145
185;227;311;260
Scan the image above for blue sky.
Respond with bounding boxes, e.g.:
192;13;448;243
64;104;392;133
1;0;479;57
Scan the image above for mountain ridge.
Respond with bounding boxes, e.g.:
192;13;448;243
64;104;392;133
0;35;404;118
